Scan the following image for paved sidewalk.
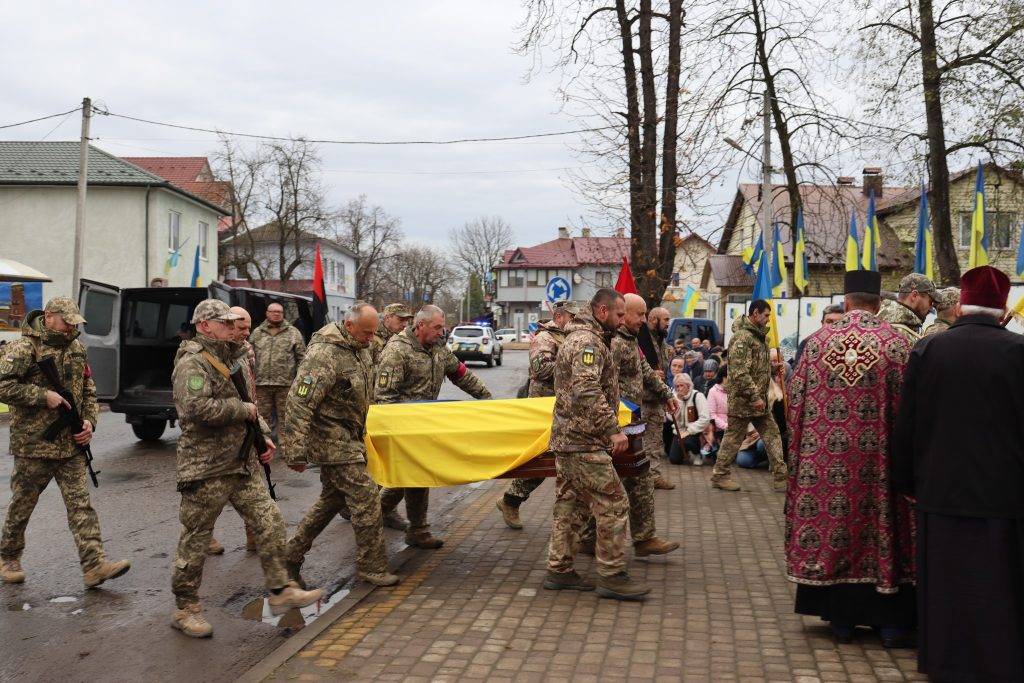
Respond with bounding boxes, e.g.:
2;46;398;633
258;465;924;682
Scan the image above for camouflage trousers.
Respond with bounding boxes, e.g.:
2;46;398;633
0;455;104;570
579;469;656;546
502;477;545;507
172;469;288;608
287;463;388;574
380;487;429;534
547;451;629;578
713;413;785;480
256;386;289;445
642;405;667;478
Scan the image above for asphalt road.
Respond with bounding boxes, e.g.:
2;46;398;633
0;350;528;682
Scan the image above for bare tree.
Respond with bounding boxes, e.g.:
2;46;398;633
448;215;515;289
379;245;457;308
212;136;268;280
332;195;404;304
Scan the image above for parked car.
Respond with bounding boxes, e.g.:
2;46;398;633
77;279;318;442
519;332;533;343
666;317;723;349
495;328;517;344
447;325;502;367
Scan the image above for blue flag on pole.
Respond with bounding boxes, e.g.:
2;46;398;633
190;245;202;287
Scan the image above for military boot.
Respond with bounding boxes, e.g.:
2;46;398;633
383;510;409;531
358;571;401;587
710;473;741;491
496;499;523;530
207;538;225;555
634;537;680;557
542;570;595;591
405;531;444;549
596;572;650;601
171;603;214;638
1;559;25;584
84;559;131;588
267;582;324;616
245;525;257;552
654;477;676;490
285;560;306;590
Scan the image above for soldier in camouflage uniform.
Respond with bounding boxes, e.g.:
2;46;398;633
250;302;306;449
170;299;322;638
879;273;938;344
0;298;131;588
495;300;578;529
710;300;786;492
577;294;680;557
283;303;399;588
544;288;649;601
923;287;960;337
371;303;414;363
645;306;675;489
377;305;492;549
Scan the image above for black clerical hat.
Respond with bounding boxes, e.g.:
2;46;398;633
844;270;881;295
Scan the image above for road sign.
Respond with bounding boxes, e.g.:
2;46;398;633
545;276;571;304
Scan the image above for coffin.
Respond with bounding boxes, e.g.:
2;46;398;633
498;429;649;479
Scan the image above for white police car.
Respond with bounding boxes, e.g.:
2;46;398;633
447;325;503;367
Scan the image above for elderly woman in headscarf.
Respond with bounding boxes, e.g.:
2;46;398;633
667;373;713;465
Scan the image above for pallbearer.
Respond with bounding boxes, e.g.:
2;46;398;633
785;270;916;647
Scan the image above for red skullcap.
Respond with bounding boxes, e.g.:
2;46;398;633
960;265;1010;309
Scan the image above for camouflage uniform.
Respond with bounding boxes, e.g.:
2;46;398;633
376;326;491;538
370;303;413;363
712;315;786;483
250;319;306;446
547;306;629;578
0;306;107;572
923;287;960;338
579;327;673;547
879;299;925;345
171;302;289;609
641;329;673;478
282;322;388;575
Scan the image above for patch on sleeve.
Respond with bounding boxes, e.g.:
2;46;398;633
531;355;542;372
187;375;205;392
0;358;13;375
295;374;315;398
581;346;596;366
377;370;390;388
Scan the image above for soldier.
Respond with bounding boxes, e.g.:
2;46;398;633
495;300;578;529
0;298;130;587
879;273;938;344
710;299;786;492
283;303;399;588
544;287;648;601
577;293;680;557
645;306;674;489
922;287;960;337
377;305;491;549
170;299;322;638
250;302;306;447
371;303;414;362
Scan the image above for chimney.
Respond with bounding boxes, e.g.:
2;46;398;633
837;176;855;186
581;227;592;238
862;167;883;197
558;226;570;239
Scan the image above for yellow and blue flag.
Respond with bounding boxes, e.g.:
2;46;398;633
190;245;202;287
751;249;781;350
682;285;701;317
742;233;763;275
846;211;860;271
793;210;809;293
861;189;880;271
969;162;990;268
771;222;787;297
1016;222;1024;278
914;183;934;280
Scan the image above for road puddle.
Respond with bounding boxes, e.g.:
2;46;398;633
242;587;350;632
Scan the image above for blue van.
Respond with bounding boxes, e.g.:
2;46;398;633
666;317;722;348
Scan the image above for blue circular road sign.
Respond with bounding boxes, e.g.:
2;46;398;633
545;276;571;303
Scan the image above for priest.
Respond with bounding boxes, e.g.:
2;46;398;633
894;265;1024;682
785;270;916;647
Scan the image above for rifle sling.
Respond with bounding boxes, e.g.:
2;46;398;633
200;351;232;381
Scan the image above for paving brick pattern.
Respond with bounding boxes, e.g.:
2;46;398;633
264;465;925;682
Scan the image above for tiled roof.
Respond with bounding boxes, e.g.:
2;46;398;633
496;236;630;269
706;254;754;288
121;157;211;184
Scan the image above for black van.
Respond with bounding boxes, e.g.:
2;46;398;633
77;279;317;441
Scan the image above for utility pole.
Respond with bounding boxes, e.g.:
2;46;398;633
72;97;92;300
761;90;773;276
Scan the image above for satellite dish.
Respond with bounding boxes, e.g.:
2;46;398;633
572;273;582;285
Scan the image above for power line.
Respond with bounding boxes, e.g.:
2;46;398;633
0;107;82;130
96;109;621;145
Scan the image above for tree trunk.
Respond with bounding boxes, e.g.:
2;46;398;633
634;0;661;303
919;0;960;284
615;0;647;297
655;0;683;306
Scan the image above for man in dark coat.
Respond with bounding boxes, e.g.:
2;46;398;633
893;265;1024;682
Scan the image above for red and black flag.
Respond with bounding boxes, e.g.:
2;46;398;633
312;243;328;327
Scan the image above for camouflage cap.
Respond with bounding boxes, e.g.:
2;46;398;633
551;300;580;316
898;273;938;300
934;287;960;312
44;296;85;325
383;303;414;318
191;298;244;324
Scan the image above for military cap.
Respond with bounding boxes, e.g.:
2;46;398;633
844;270;881;295
551;300;579;315
898;273;938;300
191;298;244;324
383;303;414;318
44;296;86;325
933;287;960;312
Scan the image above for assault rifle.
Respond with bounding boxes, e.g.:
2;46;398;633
38;356;100;487
229;364;277;500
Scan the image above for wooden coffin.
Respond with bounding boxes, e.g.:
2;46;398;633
498;431;649;479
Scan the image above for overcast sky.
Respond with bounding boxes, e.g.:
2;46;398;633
1;2;616;249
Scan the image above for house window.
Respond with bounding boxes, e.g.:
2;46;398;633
509;270;525;288
339;262;346;291
527;269;538;286
595;270;612;288
959;211;1016;250
329;260;336;284
168;211;181;251
198;221;209;260
499;271;508;287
